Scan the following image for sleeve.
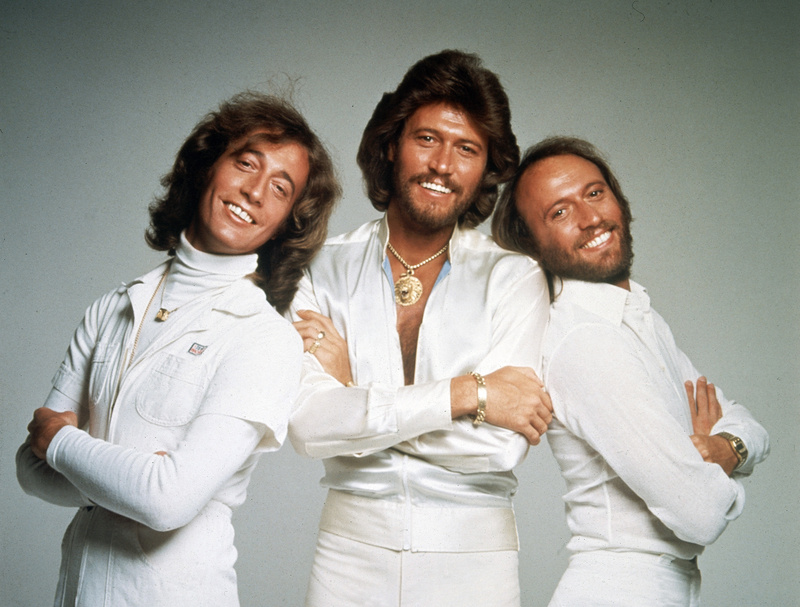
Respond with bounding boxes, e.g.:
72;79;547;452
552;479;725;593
199;316;302;452
288;273;453;459
548;323;745;546
289;260;550;473
16;388;92;507
391;261;550;473
46;413;263;532
667;331;770;476
15;291;111;507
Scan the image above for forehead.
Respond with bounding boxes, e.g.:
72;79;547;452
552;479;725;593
228;129;309;166
404;102;487;143
518;155;603;205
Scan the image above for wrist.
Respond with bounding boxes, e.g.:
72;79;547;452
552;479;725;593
469;372;487;427
716;431;748;471
450;375;479;419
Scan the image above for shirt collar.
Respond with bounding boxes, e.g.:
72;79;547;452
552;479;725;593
553;277;650;326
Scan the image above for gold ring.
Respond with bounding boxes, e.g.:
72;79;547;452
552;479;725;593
316;330;326;340
309;340;321;355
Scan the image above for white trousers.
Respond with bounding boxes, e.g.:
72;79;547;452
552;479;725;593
548;550;701;607
305;530;521;607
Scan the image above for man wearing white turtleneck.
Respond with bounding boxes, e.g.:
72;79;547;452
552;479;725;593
16;93;339;607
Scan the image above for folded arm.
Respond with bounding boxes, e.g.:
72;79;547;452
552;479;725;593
289;262;552;469
45;412;262;531
549;325;745;546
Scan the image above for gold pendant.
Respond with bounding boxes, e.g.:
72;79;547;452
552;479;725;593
394;274;423;306
155;308;171;322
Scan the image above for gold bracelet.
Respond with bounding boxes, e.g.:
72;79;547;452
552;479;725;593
470;371;487;427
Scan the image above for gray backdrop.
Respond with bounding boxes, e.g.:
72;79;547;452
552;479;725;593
1;1;797;605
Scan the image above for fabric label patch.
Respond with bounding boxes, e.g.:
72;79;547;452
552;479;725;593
188;343;207;356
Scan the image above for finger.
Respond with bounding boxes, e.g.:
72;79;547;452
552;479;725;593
707;382;722;421
297;310;335;332
540;389;554;413
530;415;550;437
684;380;696;418
522;426;542;446
517;366;545;386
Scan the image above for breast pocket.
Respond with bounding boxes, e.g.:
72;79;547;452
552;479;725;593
135;354;205;426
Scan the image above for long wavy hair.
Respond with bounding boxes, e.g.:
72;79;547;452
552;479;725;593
146;92;340;313
357;49;519;229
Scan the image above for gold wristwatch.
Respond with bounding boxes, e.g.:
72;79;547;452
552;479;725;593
716;431;748;471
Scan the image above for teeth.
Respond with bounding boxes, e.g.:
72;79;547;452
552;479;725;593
581;231;611;249
226;203;253;224
421;181;452;194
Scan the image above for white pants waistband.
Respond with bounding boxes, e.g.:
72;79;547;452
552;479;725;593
318;489;519;552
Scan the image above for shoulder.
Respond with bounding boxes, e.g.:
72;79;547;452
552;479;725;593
453;227;544;285
308;220;381;272
543;303;641;394
221;283;302;354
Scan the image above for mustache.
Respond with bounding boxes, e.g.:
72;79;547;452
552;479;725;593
577;221;620;249
408;172;463;195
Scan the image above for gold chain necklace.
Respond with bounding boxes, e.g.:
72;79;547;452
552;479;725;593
387;242;448;306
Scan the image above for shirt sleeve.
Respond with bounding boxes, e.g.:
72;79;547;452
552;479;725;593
289;273;453;459
46;413;262;532
199;315;302;452
17;387;92;507
665;323;770;476
289;260;550;473
15;294;108;508
548;322;745;546
391;261;550;473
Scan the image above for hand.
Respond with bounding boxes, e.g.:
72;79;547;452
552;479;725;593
27;407;78;460
453;366;553;445
685;376;722;435
690;435;738;476
293;310;354;386
685;377;737;475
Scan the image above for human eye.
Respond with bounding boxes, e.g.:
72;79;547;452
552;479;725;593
588;184;606;199
236;153;259;171
272;181;290;199
550;206;568;221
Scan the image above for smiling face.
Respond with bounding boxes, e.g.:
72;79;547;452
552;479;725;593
185;131;310;255
387;102;488;234
515;153;633;288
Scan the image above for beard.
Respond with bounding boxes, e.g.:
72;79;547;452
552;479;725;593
538;220;634;285
392;167;478;233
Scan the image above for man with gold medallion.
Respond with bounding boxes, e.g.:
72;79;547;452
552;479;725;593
289;50;552;607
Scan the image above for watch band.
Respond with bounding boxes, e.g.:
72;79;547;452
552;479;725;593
717;431;748;471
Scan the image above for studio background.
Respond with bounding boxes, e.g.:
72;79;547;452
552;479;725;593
1;2;796;605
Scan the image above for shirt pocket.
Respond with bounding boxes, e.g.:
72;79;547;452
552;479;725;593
135;354;205;426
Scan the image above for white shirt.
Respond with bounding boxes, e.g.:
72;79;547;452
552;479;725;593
17;235;302;606
289;217;549;551
543;278;769;560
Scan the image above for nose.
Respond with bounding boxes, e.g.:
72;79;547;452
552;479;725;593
428;144;453;174
241;173;266;205
575;200;602;229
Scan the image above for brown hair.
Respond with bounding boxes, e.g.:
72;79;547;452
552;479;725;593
146;92;340;313
357;49;519;228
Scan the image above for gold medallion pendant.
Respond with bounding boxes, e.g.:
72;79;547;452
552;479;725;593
395;273;423;306
387;241;449;307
